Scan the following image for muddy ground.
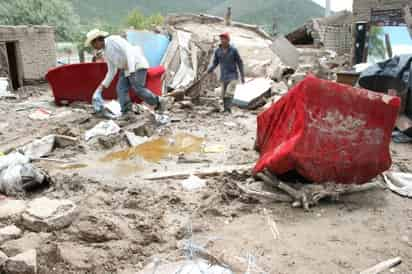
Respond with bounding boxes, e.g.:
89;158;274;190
0;83;411;274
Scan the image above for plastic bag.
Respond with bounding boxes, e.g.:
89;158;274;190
138;259;233;274
0;163;49;196
0;152;29;171
85;120;121;141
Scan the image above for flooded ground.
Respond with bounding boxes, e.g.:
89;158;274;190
103;133;204;162
0;85;411;273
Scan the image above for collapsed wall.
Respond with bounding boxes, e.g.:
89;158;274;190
162;14;290;94
287;11;353;55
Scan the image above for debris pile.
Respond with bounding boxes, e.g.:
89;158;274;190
0;8;410;274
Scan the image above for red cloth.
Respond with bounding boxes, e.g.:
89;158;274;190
46;63;165;105
254;75;401;185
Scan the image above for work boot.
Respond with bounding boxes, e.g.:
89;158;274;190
223;98;232;113
156;97;168;113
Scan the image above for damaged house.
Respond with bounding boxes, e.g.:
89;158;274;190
0;26;56;90
161;14;292;87
286;11;353;55
159;14;292;108
352;0;412;64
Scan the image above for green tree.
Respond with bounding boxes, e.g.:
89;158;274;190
125;9;164;30
0;0;80;41
368;26;387;62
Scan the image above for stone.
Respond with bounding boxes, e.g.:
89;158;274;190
132;122;155;137
1;232;50;257
0;225;22;244
4;249;37;274
0;199;26;220
21;197;78;232
97;135;117;150
0;250;8;266
20;135;55;159
125;131;147;147
57;242;108;271
54;135;77;148
75;215;124;243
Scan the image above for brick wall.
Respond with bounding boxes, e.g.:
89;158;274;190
0;26;56;81
318;25;353;55
353;0;411;22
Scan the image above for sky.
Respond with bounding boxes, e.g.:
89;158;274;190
312;0;353;11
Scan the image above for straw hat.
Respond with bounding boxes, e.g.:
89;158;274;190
84;29;109;47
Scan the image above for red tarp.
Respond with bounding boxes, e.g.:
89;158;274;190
46;63;165;105
254;75;401;185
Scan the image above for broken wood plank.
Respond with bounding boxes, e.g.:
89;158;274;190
32;158;73;164
235;182;293;203
360;257;402;274
143;165;252;180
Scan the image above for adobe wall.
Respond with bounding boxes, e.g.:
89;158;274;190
0;25;56;81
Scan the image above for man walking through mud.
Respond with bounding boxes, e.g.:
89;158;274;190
207;32;245;113
85;29;166;116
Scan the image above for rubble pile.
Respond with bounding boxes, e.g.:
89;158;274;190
0;10;410;274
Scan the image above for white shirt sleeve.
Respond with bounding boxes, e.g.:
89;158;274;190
100;38;118;88
101;60;117;88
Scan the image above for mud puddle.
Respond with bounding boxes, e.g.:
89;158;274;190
102;133;204;163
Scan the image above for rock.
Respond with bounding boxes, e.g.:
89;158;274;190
20;135;55;159
0;225;22;244
178;100;194;110
97;135;117;149
0;250;8;266
57;242;108;271
21;197;78;232
4;249;37;274
75;215;124;243
289;72;307;87
0;199;26;220
54;135;77;148
125;131;148;147
132;122;155;137
1;232;50;257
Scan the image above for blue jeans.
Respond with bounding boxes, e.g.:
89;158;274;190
117;69;159;113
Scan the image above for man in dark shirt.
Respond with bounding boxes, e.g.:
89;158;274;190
207;32;245;113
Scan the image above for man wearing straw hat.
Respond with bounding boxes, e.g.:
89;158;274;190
85;29;166;116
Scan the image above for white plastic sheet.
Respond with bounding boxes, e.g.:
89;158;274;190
383;172;412;198
139;259;233;274
233;78;273;108
169;31;196;90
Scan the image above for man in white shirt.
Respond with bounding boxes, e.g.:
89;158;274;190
85;29;166;115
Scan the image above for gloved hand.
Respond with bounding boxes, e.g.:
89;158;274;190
92;86;104;113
